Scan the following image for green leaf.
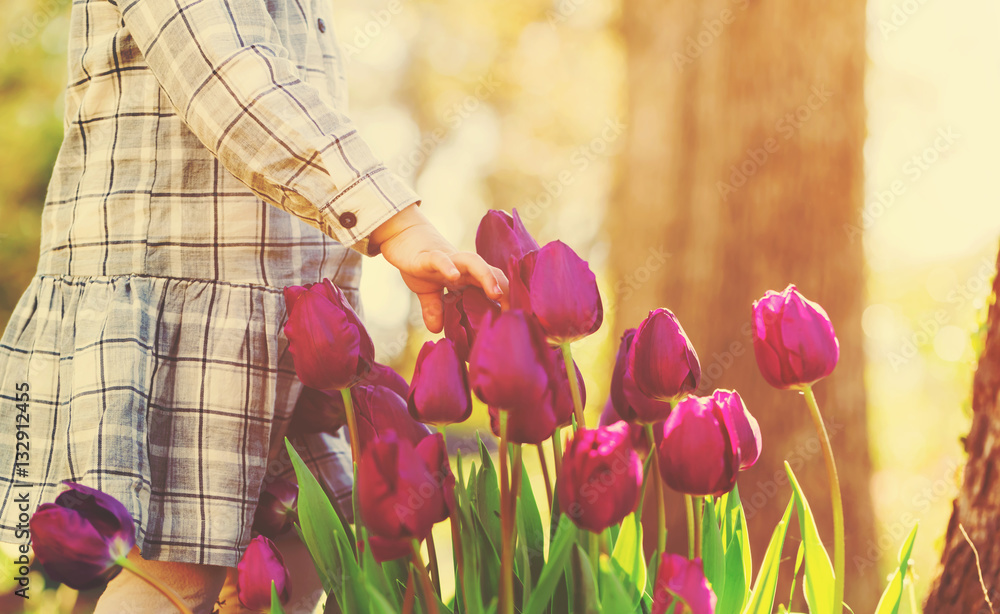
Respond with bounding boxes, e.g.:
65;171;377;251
517;461;546;606
717;520;748;614
524;515;578;614
788;542;805;608
471;500;502;602
610;512;646;607
742;498;793;614
362;534;399;611
366;581;399;614
701;497;726;604
784;463;835;614
474;435;503;552
599;556;636;613
570;543;600;614
270;581;287;614
285;439;356;596
874;524;919;614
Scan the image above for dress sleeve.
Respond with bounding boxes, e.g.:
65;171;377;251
118;0;418;255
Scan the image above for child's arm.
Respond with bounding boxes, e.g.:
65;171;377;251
117;0;504;327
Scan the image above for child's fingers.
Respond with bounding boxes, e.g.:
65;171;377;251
450;252;508;301
420;250;461;282
416;290;446;333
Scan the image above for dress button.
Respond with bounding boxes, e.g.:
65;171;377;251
339;212;357;228
317;18;326;33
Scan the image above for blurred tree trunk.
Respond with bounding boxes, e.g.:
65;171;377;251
925;250;1000;613
612;1;877;611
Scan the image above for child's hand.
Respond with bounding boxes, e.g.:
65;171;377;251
370;205;508;333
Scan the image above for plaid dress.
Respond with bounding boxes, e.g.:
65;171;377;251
0;0;418;567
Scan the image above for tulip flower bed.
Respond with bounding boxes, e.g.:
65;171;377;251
26;209;920;614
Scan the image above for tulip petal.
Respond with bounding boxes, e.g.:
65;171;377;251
468;310;553;410
652;554;718;614
237;535;291;610
408;340;473;426
657;396;739;497
29;505;123;590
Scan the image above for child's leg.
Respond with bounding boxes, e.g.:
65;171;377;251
215;531;325;614
93;546;229;614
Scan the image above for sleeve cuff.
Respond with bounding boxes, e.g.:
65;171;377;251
315;166;420;256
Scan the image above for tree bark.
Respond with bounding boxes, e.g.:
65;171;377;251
924;248;1000;613
613;1;877;610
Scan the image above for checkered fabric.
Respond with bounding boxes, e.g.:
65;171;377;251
0;0;415;567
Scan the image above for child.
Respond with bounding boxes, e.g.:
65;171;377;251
0;0;506;611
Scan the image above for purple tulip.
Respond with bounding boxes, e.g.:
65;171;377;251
651;554;718;614
357;431;449;541
408;339;473;426
717;389;762;470
752;284;840;389
656;390;760;497
628;309;701;402
468;310;555;411
355;385;433;453
237;535;291;611
252;477;298;538
557;422;643;533
443;287;502;362
415;433;457;516
283;279;375;391
611;329;674;424
366;534;417;562
599;397;650;460
29;482;135;590
475;208;540;279
288;363;411;437
508;242;603;343
488;398;559;445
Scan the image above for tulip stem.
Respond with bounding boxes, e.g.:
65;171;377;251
537;444;554;509
635;447;657;523
560;343;586;429
694;497;704;559
116;557;194;614
646;424;667;556
802;384;845;614
551;428;564;484
450;509;471;614
411;540;440;614
684;495;695;560
341;388;364;562
498;411;515;614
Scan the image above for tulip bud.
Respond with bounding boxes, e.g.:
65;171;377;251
717;389;762;470
237;535;291;611
611;329;674;424
475;208;540;279
443;287;502;362
558;422;643;533
29;482;135;590
651;554;717;614
468;310;555;411
366;534;417;562
629;309;701;402
288;363;414;437
355;385;433;453
599;397;650;460
408;339;473;426
283;279;375;391
357;431;448;541
752;284;840;389
488;398;559;445
252;477;298;538
509;241;603;343
656;390;760;497
415;433;457;517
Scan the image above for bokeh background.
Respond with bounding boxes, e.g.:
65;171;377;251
1;0;998;611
